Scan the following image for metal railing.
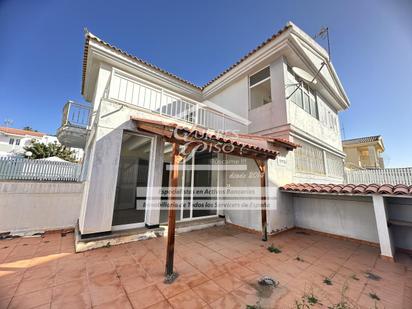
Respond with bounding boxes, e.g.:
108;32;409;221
0;157;82;182
107;70;244;131
345;167;412;185
61;101;92;128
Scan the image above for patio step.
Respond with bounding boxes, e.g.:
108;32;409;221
74;217;225;252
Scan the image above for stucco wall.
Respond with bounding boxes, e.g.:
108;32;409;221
206;77;249;121
0;181;83;234
386;197;412;250
292;194;379;243
248;57;288;134
222;156;262;231
222;154;295;234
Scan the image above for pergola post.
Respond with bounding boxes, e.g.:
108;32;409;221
165;142;181;282
255;159;268;241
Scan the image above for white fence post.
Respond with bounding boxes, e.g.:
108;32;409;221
0;157;82;182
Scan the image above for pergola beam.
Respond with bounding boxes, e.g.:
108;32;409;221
165;143;181;282
255;159;268;241
165;142;199;282
134;119;284;282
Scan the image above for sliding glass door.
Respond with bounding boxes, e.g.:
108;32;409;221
192;151;218;218
160;145;219;222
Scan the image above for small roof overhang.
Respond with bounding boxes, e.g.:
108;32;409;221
280;183;412;197
131;115;298;161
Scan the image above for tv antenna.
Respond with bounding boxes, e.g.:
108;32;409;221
286;64;325;100
3;118;13;127
314;26;331;62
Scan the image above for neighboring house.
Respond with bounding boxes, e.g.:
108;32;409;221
0;126;84;161
343;135;385;169
0;127;56;155
58;21;350;240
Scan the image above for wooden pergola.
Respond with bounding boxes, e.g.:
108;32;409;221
132;116;297;282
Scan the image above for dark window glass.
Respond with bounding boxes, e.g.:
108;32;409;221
249;67;270;87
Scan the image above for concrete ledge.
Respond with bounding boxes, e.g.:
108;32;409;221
379;254;395;262
75;217;225;252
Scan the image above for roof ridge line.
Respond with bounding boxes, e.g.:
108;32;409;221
81;23;293;95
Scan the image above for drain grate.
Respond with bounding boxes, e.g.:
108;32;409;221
258;276;279;287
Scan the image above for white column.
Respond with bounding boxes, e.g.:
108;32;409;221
145;136;164;228
368;146;378;168
79;126;123;235
372;195;394;259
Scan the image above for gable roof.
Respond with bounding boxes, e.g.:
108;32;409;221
342;135;382;145
81;24;292;95
0;127;45;138
81;23;349;110
82;33;201;95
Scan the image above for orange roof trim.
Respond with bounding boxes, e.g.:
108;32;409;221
280;183;412;196
129;115;295;160
0;127;45;138
81;24;292;95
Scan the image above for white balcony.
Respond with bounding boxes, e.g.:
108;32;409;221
105;69;246;131
57;71;247;148
57;101;91;148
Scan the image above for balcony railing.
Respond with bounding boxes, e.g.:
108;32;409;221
61;101;92;129
345;167;412;185
106;69;244;131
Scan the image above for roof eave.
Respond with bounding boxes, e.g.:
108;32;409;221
287;26;350;111
81;32;203;101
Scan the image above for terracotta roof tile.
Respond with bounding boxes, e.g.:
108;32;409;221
279;183;412;197
81;24;292;95
0;127;45;138
130;115;285;159
342;135;381;145
202;25;292;89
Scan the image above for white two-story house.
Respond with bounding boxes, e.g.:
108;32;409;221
0;127;58;155
58;22;350;243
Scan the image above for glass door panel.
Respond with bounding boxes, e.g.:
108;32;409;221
182;158;192;219
112;133;152;227
159;142;182;223
193;151;218;218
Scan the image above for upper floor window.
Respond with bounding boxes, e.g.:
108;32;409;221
249;67;271;110
15;139;20;146
9;138;15;145
288;66;318;119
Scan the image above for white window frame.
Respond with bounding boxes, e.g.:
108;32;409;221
112;131;155;231
248;66;272;110
287;65;319;119
180;150;219;222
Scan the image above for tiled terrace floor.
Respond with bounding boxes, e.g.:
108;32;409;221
0;226;411;309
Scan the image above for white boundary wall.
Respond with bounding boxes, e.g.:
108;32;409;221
293;194;379;243
0;181;83;234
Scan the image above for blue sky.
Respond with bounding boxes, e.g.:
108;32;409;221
0;0;411;167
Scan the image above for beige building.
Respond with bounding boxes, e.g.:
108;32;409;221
342;135;385;169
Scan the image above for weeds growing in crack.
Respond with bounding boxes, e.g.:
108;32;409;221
369;292;380;301
267;244;282;254
323;277;333;285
